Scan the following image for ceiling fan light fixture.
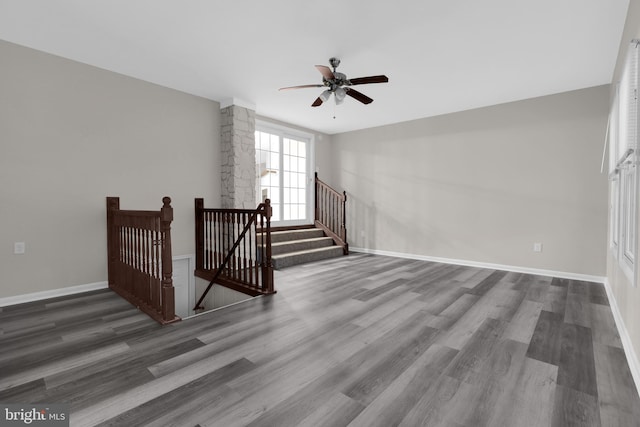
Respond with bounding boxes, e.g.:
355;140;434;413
319;90;332;102
335;87;346;104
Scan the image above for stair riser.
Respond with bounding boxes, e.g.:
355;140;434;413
265;229;325;243
273;247;344;269
271;238;334;255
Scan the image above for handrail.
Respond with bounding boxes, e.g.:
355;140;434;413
106;196;179;324
315;173;348;254
193;198;274;310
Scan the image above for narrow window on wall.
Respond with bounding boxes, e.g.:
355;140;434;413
611;177;620;252
609;84;620;254
621;165;636;268
610;39;640;285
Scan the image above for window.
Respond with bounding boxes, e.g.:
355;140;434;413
255;122;314;226
611;176;619;253
609;40;639;285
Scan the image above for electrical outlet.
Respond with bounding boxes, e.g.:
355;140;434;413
14;242;25;254
533;242;542;253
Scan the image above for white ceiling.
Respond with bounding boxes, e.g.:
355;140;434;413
0;0;630;135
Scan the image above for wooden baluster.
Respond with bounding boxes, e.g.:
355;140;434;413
210;211;214;269
242;212;247;284
147;220;152;307
217;211;223;269
233;212;239;280
249;215;255;287
143;222;148;304
155;218;160;299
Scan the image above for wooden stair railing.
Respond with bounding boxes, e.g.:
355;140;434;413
106;196;179;324
315;173;348;255
194;198;275;310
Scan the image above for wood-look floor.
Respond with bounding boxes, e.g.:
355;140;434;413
1;254;639;427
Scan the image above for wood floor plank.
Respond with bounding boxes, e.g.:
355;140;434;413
503;300;543;344
557;322;598;397
444;317;506;383
593;343;640;426
485;357;558;427
542;284;568;315
420;285;469;316
428;293;480;330
396;373;467;427
297;392;364;427
342;323;439;406
0;341;131;392
437;288;512;350
45;337;205;390
552;385;601;427
589;303;623;348
526;310;563;366
347;344;458;427
466;270;508;296
353;278;407;301
564;295;591;328
95;358;255;427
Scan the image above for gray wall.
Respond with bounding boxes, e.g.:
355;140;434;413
331;85;609;277
0;40;221;298
606;0;640;385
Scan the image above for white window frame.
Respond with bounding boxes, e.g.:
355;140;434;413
610;176;620;255
610;84;621;255
609;40;640;286
255;120;315;227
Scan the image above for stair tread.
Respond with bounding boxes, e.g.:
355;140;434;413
272;237;333;247
262;228;324;243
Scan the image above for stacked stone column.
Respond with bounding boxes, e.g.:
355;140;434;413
220;104;256;209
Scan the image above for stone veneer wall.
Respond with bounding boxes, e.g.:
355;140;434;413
220;105;256;209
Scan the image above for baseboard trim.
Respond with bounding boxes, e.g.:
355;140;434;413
0;254;197;309
603;279;640;398
350;247;606;283
0;281;109;307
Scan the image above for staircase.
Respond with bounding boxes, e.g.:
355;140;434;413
271;227;345;269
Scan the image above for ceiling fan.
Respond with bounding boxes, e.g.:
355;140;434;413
279;57;389;107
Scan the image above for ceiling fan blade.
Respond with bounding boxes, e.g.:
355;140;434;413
312;97;324;107
348;75;389;85
279;84;324;91
315;65;335;80
345;88;373;105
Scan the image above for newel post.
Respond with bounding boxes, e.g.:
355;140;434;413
195;198;204;271
160;197;176;321
106;197;120;289
314;172;319;222
263;198;274;294
342;191;349;255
